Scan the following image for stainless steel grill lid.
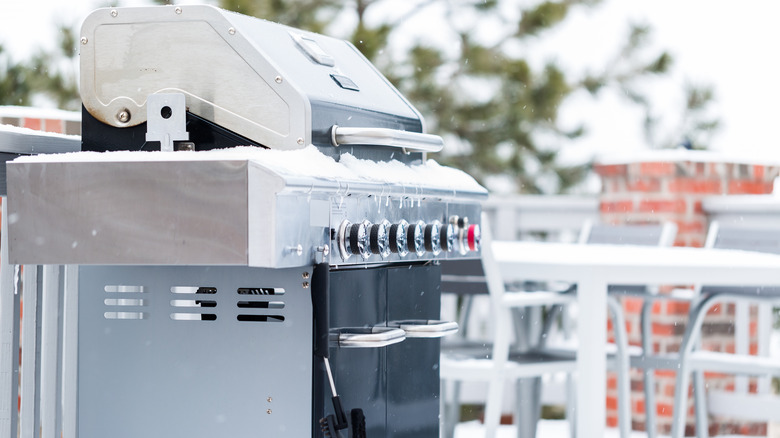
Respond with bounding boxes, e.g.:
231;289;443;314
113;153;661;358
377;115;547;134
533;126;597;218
79;5;430;155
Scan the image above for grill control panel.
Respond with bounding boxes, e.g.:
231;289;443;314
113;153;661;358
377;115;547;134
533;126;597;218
334;214;481;264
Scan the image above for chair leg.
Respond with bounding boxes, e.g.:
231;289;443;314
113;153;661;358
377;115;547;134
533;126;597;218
515;378;540;438
566;373;576;438
608;296;632;438
458;295;474;339
693;370;708;438
484;306;513;438
441;380;461;438
671;294;719;438
440;380;447;438
484;377;505;438
641;300;658;438
671;362;691;438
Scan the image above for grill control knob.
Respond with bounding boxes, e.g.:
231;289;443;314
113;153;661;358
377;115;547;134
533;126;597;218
467;224;481;252
451;215;469;255
407;220;426;257
337;219;371;260
424;221;442;256
369;220;392;258
440;222;456;253
389;220;409;256
353;220;372;260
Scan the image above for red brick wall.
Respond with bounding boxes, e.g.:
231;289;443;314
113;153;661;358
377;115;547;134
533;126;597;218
595;157;779;436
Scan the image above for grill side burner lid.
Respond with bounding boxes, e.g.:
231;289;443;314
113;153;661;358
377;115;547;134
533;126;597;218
79;5;430;158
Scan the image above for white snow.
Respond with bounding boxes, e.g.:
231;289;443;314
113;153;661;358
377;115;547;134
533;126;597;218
454;419;762;438
596;148;780;167
0;123;81;140
0;106;81;122
12;145;487;193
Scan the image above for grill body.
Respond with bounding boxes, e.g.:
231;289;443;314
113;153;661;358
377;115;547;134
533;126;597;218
6;5;487;437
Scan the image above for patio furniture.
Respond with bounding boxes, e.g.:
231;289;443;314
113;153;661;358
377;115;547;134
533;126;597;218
487;239;780;438
670;222;780;438
441;221;676;438
439;218;634;438
582;221;677;438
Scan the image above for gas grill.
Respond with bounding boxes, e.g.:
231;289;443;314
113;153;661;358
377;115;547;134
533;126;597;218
6;5;486;438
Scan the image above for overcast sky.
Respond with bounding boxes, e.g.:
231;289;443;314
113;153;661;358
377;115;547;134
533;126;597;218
3;0;780;168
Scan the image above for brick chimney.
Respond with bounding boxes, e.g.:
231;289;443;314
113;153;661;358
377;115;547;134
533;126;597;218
594;150;779;436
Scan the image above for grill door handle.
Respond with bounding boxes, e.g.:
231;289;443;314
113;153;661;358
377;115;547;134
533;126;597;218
331;126;444;153
336;327;406;348
389;320;459;338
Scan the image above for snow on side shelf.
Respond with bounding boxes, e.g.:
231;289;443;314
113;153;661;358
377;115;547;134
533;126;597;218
0;123;80;140
13;145;487;193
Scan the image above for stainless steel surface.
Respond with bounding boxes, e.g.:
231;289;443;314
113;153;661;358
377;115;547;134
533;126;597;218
8;160;251;266
336;327;406;348
8;155;484;267
80;5;424;150
80;5;307;149
331;126;444;153
390;320;459;338
0;128;80;155
0;199;16;437
77;265;313;438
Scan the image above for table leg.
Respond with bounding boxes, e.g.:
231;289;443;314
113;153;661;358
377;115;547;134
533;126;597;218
576;278;608;438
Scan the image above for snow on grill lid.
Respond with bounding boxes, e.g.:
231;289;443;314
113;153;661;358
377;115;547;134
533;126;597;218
13;145;486;193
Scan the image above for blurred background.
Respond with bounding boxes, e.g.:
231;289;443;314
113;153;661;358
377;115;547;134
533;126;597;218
2;0;778;194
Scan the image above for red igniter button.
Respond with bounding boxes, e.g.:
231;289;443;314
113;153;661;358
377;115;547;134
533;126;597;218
467;224;481;252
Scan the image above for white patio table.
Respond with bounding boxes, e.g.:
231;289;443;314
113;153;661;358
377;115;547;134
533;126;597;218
491;240;780;438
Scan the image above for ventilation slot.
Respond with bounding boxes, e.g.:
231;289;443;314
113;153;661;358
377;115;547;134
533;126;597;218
169;286;218;321
171;300;217;308
105;285;145;293
171;313;217;321
104;298;145;306
237;287;285;296
171;286;217;294
237;315;285;323
236;287;285;323
237;301;285;309
104;312;146;320
104;285;146;320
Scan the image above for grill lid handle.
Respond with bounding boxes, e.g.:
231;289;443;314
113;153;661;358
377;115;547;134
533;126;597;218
331;125;444;153
335;327;406;348
389;319;459;338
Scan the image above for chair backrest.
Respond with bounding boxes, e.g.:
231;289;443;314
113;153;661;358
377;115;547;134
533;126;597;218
440;214;503;298
702;221;780;296
706;221;780;254
579;221;678;247
440;259;489;295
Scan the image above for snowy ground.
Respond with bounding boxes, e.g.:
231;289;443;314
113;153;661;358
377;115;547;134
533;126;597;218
453;420;778;438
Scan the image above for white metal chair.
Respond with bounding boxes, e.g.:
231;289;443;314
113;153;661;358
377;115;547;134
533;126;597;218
582;221;678;438
440;218;641;438
670;222;780;438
